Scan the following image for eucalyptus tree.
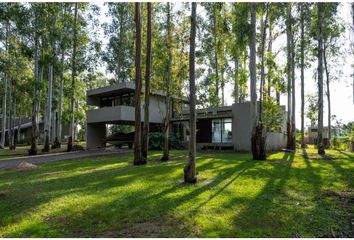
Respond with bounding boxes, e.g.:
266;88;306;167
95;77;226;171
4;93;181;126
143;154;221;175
103;3;134;83
161;2;172;162
322;3;343;147
285;3;295;150
184;2;197;184
66;3;78;152
199;3;229;107
297;3;313;148
142;3;152;160
133;3;145;165
317;2;325;155
231;3;250;104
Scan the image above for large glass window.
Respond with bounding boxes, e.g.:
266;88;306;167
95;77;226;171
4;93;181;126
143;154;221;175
212;118;232;143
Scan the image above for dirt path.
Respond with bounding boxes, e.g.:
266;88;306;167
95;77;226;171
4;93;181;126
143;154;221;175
0;148;131;170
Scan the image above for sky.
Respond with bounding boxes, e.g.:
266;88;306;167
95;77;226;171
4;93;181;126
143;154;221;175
94;2;354;127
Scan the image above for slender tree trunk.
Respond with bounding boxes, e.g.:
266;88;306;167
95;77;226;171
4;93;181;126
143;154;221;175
133;3;145;165
12;98;16;149
323;41;331;148
267;20;272;97
317;3;325;155
1;23;9;149
213;6;219;107
234;56;239;104
43;65;53;152
67;3;78;152
286;3;294;150
142;2;152;160
8;78;13;150
56;48;65;148
184;2;197;184
29;35;39;156
300;4;306;148
249;3;257;130
0;75;7;149
17;115;22;143
161;2;172;161
291;12;296;150
221;64;225;106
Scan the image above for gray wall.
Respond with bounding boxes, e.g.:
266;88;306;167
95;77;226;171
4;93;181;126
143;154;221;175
86;95;166;124
232;102;252;151
87;123;106;149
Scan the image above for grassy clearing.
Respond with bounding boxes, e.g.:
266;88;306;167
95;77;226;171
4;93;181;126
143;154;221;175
0;147;353;237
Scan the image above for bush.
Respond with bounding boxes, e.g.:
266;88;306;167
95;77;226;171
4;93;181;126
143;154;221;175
148;132;185;150
330;137;351;151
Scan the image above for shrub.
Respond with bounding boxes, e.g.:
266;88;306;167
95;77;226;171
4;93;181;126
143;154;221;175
148;132;185;150
330;137;350;151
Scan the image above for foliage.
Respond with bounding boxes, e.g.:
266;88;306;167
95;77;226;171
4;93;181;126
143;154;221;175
262;96;283;132
305;94;318;127
148;132;185;150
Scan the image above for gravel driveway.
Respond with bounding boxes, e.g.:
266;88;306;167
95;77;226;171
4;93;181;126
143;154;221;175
0;148;131;170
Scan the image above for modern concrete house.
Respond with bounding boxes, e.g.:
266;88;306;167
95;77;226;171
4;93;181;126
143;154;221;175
0;116;70;145
307;126;329;145
86;82;288;151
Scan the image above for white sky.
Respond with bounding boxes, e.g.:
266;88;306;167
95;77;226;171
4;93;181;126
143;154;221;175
94;2;354;126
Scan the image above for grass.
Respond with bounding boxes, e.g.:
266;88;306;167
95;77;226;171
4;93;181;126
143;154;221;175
0;142;86;160
0;147;353;237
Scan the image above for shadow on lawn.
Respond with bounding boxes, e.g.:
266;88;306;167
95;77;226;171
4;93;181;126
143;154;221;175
0;150;352;237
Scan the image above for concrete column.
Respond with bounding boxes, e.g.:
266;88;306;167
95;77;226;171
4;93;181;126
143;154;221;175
87;123;106;149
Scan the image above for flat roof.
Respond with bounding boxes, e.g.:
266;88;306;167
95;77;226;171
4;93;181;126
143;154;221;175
87;82;189;102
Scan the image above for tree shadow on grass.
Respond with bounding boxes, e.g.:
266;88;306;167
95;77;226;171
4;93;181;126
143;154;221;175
219;152;295;237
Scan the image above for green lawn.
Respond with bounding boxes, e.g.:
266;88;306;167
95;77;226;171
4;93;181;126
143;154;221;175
0;148;353;237
0;142;86;160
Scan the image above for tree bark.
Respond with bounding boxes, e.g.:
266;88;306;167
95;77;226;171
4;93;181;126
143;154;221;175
267;19;272;97
323;41;331;148
17;115;22;143
142;2;152;160
67;3;78;152
133;3;145;165
8;78;13;150
317;3;325;155
234;56;239;104
43;65;53;152
1;23;9;149
161;2;172;161
56;47;65;148
213;5;219;107
184;2;197;184
291;8;296;151
29;33;39;156
286;3;295;150
249;3;257;130
300;3;306;148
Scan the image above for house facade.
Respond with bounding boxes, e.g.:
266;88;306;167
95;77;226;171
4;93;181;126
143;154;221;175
86;83;287;151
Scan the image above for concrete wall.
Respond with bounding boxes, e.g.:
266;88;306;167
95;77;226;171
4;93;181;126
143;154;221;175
86;95;166;124
232;102;252;151
231;102;287;151
87;123;106;149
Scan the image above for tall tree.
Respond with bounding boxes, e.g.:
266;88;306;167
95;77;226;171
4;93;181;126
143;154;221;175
0;18;9;149
142;2;152;160
317;2;325;155
103;3;134;83
300;3;306;148
67;3;78;152
133;3;145;165
285;3;295;150
161;2;172;161
184;2;197;184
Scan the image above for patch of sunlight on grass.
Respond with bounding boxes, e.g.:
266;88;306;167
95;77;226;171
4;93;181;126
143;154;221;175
0;148;353;237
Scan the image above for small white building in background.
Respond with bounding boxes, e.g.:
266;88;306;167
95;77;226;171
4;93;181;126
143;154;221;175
307;126;329;145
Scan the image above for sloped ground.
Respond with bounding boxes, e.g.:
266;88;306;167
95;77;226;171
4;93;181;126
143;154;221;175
0;148;353;237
